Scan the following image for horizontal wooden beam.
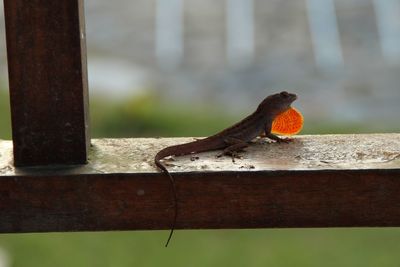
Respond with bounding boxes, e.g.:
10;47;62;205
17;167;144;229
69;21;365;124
0;134;400;232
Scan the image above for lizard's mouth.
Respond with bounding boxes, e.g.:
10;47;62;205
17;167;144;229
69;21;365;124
278;91;297;103
288;93;297;103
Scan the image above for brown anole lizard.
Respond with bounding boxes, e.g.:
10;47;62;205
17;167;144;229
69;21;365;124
155;91;298;247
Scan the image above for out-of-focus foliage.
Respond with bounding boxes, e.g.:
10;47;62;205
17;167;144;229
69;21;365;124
90;92;236;138
0;90;11;139
1;89;398;141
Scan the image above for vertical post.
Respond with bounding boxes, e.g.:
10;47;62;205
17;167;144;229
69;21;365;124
373;0;400;64
306;0;343;71
4;0;89;166
155;0;183;69
226;0;254;67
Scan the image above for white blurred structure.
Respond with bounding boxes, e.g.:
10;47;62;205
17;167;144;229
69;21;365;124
226;0;254;67
306;0;344;70
156;0;183;69
373;0;400;64
0;248;10;267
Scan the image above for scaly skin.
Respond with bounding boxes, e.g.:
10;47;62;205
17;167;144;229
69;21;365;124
155;91;298;247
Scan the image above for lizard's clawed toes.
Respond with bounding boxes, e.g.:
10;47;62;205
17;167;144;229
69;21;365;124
276;137;293;143
216;151;243;163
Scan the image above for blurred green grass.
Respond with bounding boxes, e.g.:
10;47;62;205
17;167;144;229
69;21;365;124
89;92;236;138
1;229;400;267
0;90;12;140
1;89;400;266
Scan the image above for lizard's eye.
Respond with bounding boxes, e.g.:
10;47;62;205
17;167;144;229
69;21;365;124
280;91;289;98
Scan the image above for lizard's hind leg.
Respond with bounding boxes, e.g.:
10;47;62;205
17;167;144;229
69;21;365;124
217;137;248;162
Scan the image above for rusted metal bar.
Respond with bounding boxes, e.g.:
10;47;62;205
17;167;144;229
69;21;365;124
4;0;89;166
0;135;399;232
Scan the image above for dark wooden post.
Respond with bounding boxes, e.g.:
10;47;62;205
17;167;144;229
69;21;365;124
4;0;89;166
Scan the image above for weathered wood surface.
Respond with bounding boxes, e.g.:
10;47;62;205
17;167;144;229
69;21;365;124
4;0;89;166
0;134;399;232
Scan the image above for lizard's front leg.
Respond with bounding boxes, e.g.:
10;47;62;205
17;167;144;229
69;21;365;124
264;124;293;143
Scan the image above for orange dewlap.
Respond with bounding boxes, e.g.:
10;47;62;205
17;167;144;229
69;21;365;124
271;107;304;136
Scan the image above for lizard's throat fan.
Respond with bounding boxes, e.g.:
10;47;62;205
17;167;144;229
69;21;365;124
271;107;304;136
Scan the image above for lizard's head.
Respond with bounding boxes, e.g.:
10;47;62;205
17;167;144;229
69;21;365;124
258;91;297;117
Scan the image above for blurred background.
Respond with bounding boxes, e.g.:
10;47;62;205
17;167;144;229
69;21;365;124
1;0;400;266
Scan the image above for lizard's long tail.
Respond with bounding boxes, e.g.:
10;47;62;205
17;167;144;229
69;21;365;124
154;154;178;247
155;138;224;247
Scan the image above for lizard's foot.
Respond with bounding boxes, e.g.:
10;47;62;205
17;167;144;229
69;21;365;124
275;137;293;143
216;151;242;163
265;133;293;143
275;137;294;144
257;138;272;145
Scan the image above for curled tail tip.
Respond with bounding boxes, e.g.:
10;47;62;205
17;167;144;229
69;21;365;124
165;230;173;247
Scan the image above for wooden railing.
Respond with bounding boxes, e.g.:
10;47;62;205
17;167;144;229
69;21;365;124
1;1;400;234
1;135;400;232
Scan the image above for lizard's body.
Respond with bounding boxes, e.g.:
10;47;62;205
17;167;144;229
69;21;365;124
155;91;298;247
